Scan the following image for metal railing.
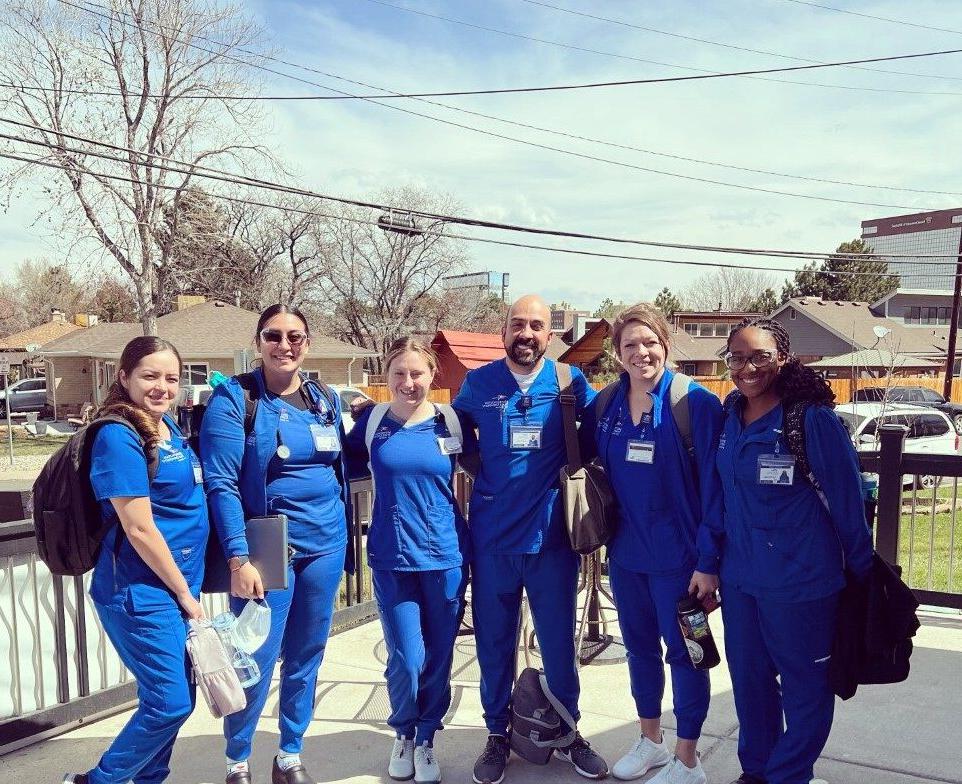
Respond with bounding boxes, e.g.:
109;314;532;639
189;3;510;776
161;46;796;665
0;478;386;754
865;424;962;610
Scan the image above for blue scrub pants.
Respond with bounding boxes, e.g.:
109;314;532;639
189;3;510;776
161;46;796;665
88;602;194;784
722;583;840;784
471;547;580;736
609;561;710;740
373;566;468;745
225;548;344;761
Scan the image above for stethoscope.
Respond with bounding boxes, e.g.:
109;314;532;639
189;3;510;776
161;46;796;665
274;378;336;460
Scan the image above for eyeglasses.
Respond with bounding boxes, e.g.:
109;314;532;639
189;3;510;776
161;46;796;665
260;329;308;346
724;350;777;370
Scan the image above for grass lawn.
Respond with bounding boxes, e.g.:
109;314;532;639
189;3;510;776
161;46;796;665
0;433;66;458
896;481;962;594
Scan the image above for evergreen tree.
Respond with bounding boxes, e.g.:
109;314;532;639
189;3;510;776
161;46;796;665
653;287;682;317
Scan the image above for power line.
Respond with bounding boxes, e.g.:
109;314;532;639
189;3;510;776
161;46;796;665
0;145;930;280
60;0;962;99
42;2;953;211
515;0;962;82
778;0;962;36
3;117;960;266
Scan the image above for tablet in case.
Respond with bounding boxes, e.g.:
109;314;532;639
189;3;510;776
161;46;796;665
202;514;289;594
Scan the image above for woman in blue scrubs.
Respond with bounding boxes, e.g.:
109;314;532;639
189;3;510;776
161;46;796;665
717;318;873;784
63;337;208;784
201;305;353;784
581;303;724;784
345;337;472;784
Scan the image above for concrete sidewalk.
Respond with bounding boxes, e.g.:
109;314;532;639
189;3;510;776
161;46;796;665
3;609;960;784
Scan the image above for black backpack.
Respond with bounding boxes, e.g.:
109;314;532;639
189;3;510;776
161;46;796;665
509;667;577;764
32;416;158;576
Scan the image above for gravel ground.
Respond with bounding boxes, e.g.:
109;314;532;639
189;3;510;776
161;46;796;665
0;453;49;478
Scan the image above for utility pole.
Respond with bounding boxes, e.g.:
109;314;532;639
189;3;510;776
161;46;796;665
943;230;962;401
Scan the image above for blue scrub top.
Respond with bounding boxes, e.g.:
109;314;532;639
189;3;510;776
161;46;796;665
453;358;596;555
89;415;209;611
346;406;472;571
716;400;874;602
264;392;346;557
582;370;724;576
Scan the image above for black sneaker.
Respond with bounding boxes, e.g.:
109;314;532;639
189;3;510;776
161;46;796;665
473;734;510;784
62;776;89;784
554;734;609;779
729;775;767;784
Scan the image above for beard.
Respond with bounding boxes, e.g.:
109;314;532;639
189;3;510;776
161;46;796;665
508;337;546;369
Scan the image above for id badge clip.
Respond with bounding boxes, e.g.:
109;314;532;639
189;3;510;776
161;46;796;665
438;436;463;455
510;424;543;450
310;423;340;453
757;454;795;485
625;440;655;464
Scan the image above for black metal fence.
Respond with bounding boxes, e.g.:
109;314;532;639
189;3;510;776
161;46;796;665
863;424;962;610
0;478;385;754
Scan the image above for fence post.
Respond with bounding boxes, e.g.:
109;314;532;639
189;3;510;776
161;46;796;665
875;424;907;565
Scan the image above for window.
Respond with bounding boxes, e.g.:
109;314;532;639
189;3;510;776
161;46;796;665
905;306;921;325
714;323;730;336
20;379;44;391
939;307;950;324
181;362;209;385
683;323;698;335
104;361;116;388
303;370;321;381
682;363;697;375
698;323;713;336
919;388;945;403
909;414;950;439
789;308;796;320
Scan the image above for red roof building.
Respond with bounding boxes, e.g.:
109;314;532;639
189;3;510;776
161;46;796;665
431;330;506;393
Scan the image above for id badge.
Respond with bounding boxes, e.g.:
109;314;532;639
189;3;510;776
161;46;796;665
438;436;463;455
625;440;655;464
192;463;203;484
510;424;543;450
757;454;795;485
310;423;340;453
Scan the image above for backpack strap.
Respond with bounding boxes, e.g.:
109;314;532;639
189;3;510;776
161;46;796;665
364;403;391;488
555;362;582;471
435;403;462;443
669;371;694;458
235;372;260;435
783;400;829;510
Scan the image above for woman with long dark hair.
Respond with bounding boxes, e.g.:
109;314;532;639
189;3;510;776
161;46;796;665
201;304;354;784
717;318;874;784
63;337;208;784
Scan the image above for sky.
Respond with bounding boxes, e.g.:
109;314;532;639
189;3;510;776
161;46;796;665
2;0;962;312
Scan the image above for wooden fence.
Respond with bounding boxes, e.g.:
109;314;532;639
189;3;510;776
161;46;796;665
361;375;962;406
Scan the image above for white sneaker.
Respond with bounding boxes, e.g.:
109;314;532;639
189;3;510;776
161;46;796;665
811;780;829;784
647;756;707;784
414;741;442;784
612;733;672;780
389;735;415;781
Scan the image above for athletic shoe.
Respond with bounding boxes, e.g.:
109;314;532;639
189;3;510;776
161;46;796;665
414;741;441;784
554;733;610;779
728;775;766;784
389;735;415;781
62;776;89;784
612;733;671;780
472;734;510;784
647;756;707;784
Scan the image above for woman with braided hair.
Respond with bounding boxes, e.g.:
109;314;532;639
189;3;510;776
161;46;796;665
716;318;873;784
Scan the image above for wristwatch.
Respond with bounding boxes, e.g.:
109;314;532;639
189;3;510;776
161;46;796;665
228;555;250;573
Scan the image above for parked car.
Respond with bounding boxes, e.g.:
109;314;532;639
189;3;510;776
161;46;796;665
850;385;962;435
0;377;47;415
330;384;373;433
834;402;959;489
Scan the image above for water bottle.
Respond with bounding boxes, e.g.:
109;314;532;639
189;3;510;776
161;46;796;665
234;599;271;654
211;612;261;688
208;370;229;387
677;596;721;670
861;472;879;530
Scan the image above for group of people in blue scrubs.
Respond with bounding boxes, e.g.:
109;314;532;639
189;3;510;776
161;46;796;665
65;294;873;784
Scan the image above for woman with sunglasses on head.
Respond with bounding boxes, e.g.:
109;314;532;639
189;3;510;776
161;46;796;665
344;337;474;784
579;303;724;784
201;305;354;784
62;337;208;784
717;318;873;784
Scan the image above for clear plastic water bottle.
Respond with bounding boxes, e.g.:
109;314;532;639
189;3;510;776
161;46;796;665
234;599;271;654
211;612;261;688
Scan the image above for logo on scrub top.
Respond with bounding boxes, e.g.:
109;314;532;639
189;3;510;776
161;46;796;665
718;434;727;451
373;426;391;441
483;395;509;410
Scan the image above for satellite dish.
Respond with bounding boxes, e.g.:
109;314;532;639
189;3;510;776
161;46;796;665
872;326;891;339
24;343;41;353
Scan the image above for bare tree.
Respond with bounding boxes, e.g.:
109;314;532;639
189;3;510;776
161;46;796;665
684;267;778;312
305;187;469;370
0;0;270;333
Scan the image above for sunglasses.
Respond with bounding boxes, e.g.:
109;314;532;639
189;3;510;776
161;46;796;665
260;329;308;346
724;350;777;371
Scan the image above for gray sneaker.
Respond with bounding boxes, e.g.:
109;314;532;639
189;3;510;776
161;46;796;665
554;733;610;779
473;734;510;784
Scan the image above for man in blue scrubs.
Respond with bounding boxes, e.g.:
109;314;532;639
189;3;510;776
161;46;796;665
455;295;608;784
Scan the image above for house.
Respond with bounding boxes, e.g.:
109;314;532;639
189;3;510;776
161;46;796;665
771;297;952;378
807;350;940;378
0;309;86;380
39;300;376;417
429;329;567;394
672;310;761;338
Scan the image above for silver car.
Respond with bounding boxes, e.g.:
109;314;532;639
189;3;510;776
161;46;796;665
0;377;47;415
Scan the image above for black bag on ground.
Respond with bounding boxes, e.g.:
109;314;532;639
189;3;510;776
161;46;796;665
32;416;158;576
509;667;577;764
